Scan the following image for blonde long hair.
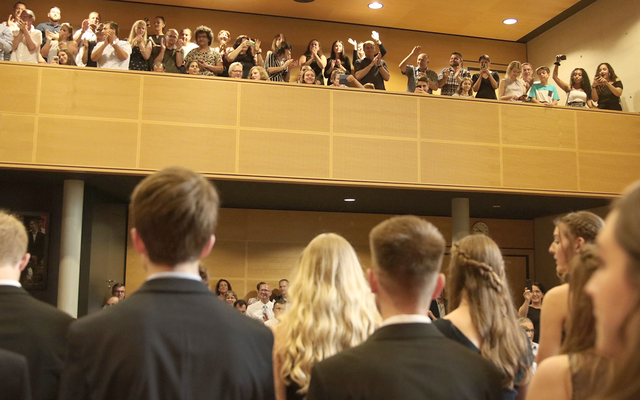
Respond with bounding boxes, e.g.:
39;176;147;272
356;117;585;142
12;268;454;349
447;234;532;389
276;233;380;396
127;20;148;46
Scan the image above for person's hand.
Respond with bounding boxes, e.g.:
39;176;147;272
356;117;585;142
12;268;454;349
254;39;261;54
555;54;563;62
262;313;269;322
346;75;355;83
371;30;380;42
82;38;89;49
81;19;89;32
160;37;166;51
523;288;532;302
45;30;54;41
443;68;451;78
330;59;336;68
428;310;437;320
415;87;426;94
348;38;357;48
411;45;421;55
336;59;342;68
373;53;381;66
16;18;27;32
176;38;184;50
512;94;520;101
289;59;298;69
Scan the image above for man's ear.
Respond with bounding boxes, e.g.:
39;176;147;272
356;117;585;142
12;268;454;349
18;253;31;272
200;235;215;258
367;268;378;294
431;273;446;300
130;228;147;256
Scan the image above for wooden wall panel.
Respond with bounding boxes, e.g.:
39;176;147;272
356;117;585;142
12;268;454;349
247;242;304;279
0;115;35;163
39;69;141;120
142;76;238;126
502;105;576;149
333;136;419;182
420;99;500;143
35;118;138;168
421;143;501;186
139;123;236;172
577;112;640;153
333;92;418;138
201;240;248;278
238;130;330;178
0;66;38;114
579;153;640;193
503;148;578;191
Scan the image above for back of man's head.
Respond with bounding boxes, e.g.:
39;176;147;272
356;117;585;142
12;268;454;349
0;212;28;268
130;167;219;266
369;216;445;299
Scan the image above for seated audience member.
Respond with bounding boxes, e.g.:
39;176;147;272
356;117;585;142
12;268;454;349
0;348;31;400
528;66;560;105
537;211;603;364
472;54;500;99
58;167;275;400
591;62;623;111
228;61;243;78
265;41;297;82
104;296;119;308
73;11;100;43
247;282;264;305
330;68;364;88
354;41;390;90
273;233;380;399
348;30;386;64
76;23;103;67
518;317;538;357
183;25;223;76
249;65;269;80
152;61;165;72
518;282;544;343
498;61;527;101
307;217;502;400
213;29;233;57
0;24;12;60
247;283;274;321
111;283;125;300
434;234;532;399
91;21;132;70
299;39;327;85
584;180;640;400
528;245;612;400
225;291;238;306
265;33;286;60
414;75;431;94
127;20;152;71
185;60;200;75
399;45;438;93
324;40;351;82
265;299;286;328
154;28;183;73
552;56;593;107
178;28;197;58
54;48;75;65
226;35;263;79
438;52;471;96
272;279;288;302
521;62;535;94
10;9;41;63
0;212;73;400
215;278;232;301
234;299;248;315
41;23;76;63
35;6;61;46
3;2;26;35
300;67;319;85
452;77;474;97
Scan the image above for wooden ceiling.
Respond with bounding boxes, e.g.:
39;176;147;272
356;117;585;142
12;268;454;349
124;0;586;41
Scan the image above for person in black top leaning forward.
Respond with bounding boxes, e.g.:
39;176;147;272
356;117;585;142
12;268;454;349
307;216;502;400
472;54;500;99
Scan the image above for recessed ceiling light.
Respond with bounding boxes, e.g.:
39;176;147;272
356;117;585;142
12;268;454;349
502;18;518;25
493;205;502;208
293;0;314;2
368;2;383;9
344;198;356;202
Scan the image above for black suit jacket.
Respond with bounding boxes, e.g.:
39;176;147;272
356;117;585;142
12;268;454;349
0;348;32;400
307;323;503;400
0;285;73;400
58;277;275;400
27;232;46;261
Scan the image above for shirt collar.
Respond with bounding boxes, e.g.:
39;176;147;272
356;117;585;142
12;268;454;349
146;271;203;282
0;280;22;288
381;314;431;327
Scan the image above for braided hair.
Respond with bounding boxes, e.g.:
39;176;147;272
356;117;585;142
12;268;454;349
554;211;605;281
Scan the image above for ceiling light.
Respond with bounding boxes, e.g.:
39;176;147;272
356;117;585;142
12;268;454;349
368;2;383;9
502;18;517;25
344;198;356;202
293;0;314;3
493;205;501;208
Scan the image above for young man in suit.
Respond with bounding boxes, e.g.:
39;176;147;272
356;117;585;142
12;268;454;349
307;216;503;400
58;167;275;400
0;212;73;400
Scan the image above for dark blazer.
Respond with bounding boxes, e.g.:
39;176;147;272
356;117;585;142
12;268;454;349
307;323;503;400
27;231;46;261
0;348;32;400
58;277;275;400
0;285;73;400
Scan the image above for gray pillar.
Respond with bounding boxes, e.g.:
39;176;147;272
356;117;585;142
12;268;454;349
452;198;469;244
57;180;84;317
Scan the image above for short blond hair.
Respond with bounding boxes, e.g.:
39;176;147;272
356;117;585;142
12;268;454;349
0;212;28;266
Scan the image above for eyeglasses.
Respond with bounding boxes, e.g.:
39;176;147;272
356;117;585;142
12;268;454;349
522;328;535;333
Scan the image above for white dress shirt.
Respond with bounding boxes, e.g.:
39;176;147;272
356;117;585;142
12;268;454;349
381;314;432;327
10;26;41;63
247;300;274;321
94;38;132;70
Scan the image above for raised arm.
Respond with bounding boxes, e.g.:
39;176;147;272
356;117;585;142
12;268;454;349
399;45;419;74
552;60;570;92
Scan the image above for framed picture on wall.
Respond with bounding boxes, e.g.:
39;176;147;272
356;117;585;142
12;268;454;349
14;211;50;290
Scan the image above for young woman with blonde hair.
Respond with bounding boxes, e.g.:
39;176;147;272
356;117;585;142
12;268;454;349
272;233;380;400
434;234;532;400
498;61;527;102
127;19;152;70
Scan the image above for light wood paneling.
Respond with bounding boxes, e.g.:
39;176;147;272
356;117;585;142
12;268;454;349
421;142;501;186
472;218;534;249
333;91;418;138
39;69;141;120
243;210;324;243
503;148;578;191
239;130;330;178
577;112;640;153
201;240;248;278
333;136;419;182
579;152;640;193
502;105;576;149
247;242;304;279
0;65;38;114
139;123;236;172
0;115;35;163
239;85;330;132
421;99;500;143
35;117;138;168
142;76;238;126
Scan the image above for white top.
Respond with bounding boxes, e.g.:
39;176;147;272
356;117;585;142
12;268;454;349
180;42;198;58
247;300;274;321
566;89;588;107
381;314;432;327
94;39;132;70
10;26;42;63
503;78;526;100
146;271;203;282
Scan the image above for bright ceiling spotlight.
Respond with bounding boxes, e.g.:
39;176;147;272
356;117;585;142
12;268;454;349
368;2;383;9
344;198;356;202
503;18;518;25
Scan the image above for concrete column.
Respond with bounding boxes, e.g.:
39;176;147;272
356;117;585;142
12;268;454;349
451;198;470;244
57;180;84;317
